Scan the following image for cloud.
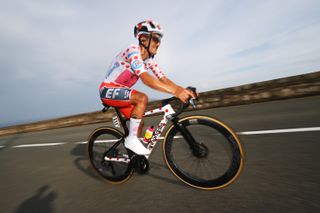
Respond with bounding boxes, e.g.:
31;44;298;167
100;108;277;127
156;0;320;90
0;0;319;126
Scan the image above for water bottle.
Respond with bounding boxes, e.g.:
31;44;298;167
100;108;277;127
143;126;155;143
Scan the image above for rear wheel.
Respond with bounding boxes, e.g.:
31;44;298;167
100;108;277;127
163;115;244;190
87;127;133;183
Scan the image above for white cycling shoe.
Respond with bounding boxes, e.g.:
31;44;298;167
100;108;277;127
124;136;150;155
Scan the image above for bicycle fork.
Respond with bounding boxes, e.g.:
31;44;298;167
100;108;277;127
172;118;208;158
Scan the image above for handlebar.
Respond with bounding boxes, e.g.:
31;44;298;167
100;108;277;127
162;86;198;118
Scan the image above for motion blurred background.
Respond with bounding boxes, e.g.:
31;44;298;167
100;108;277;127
1;0;319;127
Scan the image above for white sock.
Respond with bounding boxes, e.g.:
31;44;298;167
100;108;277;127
128;118;141;137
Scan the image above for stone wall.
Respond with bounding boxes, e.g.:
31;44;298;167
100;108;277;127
0;71;319;136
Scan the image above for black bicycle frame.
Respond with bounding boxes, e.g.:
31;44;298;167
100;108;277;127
171;117;200;151
115;108;129;137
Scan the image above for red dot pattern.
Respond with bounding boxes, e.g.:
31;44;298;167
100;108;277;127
104;44;165;87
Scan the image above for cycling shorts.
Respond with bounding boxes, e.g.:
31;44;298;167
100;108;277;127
99;82;136;119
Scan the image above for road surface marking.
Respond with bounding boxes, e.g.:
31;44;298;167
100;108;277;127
3;127;320;149
238;127;320;135
74;136;179;145
11;142;66;148
75;141;89;144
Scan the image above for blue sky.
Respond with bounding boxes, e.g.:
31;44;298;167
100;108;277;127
1;0;320;127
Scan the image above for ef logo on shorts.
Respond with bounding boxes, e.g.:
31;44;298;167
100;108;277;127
101;88;131;100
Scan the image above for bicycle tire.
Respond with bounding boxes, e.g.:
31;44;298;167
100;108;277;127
163;115;244;190
87;127;133;184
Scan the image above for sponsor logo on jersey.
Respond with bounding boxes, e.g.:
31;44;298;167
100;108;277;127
132;60;143;70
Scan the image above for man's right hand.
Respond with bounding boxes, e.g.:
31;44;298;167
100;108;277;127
174;87;197;103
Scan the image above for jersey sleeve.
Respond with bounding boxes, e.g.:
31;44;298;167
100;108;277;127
145;59;165;79
126;45;148;76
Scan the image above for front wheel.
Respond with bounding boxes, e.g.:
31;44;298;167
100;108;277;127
87;127;133;183
163;115;244;190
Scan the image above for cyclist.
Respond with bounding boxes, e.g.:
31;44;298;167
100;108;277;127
99;20;195;155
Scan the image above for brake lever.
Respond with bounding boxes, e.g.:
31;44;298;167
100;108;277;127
186;86;199;100
186;86;198;109
189;98;197;109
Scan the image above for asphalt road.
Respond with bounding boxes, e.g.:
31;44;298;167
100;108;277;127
0;96;320;213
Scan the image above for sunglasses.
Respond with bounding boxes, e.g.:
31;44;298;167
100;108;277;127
151;35;162;43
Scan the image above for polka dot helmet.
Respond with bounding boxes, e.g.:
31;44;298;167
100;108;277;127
134;20;163;38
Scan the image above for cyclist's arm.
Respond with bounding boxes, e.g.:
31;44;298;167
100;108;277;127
159;76;179;89
140;72;178;94
160;76;197;99
140;73;195;103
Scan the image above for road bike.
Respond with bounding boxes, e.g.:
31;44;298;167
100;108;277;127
87;87;244;190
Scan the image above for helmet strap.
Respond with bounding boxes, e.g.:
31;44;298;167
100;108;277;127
139;34;154;59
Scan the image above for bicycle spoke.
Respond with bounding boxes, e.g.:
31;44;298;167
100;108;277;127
164;115;244;189
88;127;133;183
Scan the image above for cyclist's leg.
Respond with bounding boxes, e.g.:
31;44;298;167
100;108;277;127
100;82;147;118
124;91;150;155
99;82;133;109
129;91;148;137
130;91;148;119
99;83;150;155
109;90;149;137
102;89;148;137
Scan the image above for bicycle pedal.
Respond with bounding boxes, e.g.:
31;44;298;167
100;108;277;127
131;155;149;174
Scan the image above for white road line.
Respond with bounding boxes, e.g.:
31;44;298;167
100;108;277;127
75;141;88;144
238;127;320;135
75;139;123;145
3;127;319;149
11;142;66;148
74;136;178;145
